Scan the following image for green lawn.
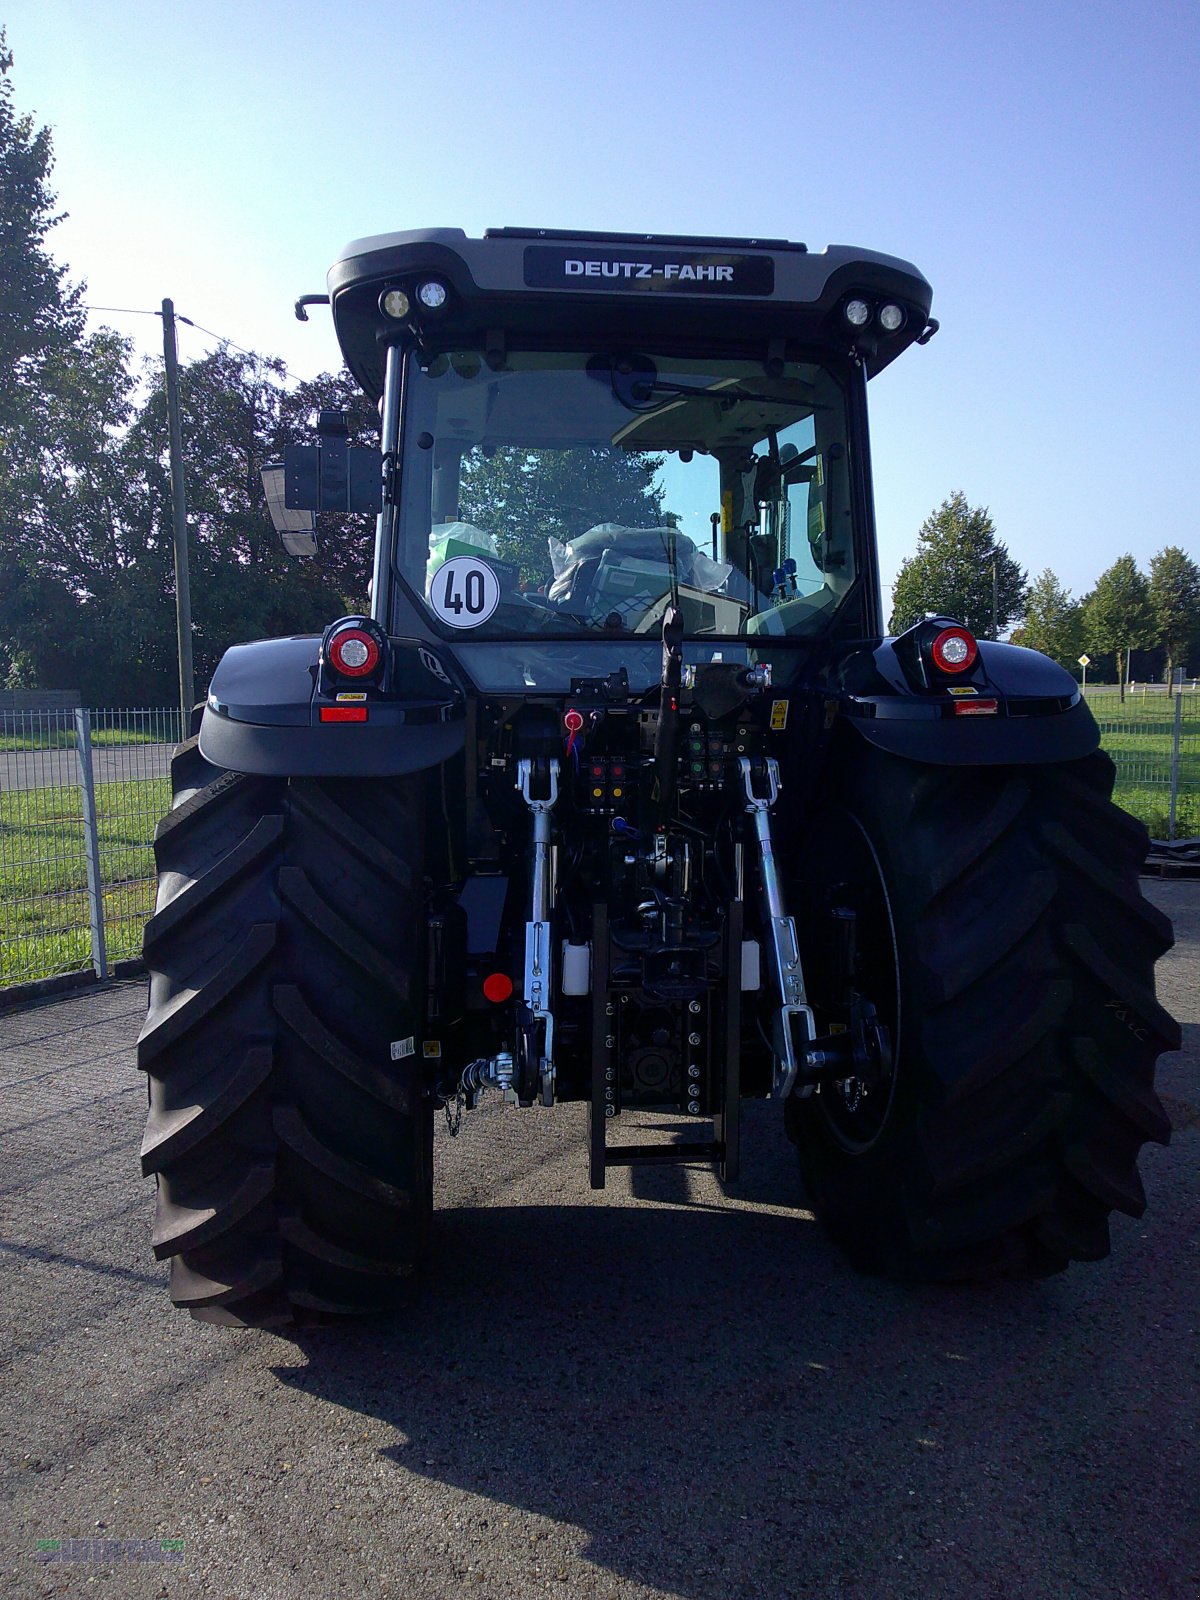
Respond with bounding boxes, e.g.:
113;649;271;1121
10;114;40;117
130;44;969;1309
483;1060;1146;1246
1085;691;1200;839
0;776;168;984
0;718;182;752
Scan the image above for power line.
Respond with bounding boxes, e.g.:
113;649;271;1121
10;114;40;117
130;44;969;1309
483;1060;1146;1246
177;318;260;362
84;302;263;361
84;303;186;321
83;301;301;382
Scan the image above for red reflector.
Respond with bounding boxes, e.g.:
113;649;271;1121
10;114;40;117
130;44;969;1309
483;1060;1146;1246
320;706;368;722
954;699;999;716
482;972;514;1003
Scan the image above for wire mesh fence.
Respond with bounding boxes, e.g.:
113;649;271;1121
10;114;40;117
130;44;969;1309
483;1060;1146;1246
0;694;1196;993
1085;686;1199;842
0;708;178;989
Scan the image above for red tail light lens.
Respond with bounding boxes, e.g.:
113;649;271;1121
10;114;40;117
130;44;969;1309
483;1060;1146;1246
328;627;381;678
930;626;977;674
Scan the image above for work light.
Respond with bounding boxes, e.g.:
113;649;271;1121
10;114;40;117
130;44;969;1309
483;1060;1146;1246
416;279;448;311
379;288;411;320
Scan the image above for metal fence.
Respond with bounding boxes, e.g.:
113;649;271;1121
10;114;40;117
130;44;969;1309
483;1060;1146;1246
1085;686;1199;843
0;708;179;990
0;694;1196;994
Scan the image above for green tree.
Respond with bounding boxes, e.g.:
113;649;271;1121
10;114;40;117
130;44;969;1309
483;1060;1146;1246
113;349;379;700
459;445;664;583
1009;568;1084;670
1082;554;1155;702
0;34;140;692
0;38;388;701
1147;545;1200;686
0;31;85;436
889;491;1026;638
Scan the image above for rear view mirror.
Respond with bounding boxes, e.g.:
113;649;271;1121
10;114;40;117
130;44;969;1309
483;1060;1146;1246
260;463;317;558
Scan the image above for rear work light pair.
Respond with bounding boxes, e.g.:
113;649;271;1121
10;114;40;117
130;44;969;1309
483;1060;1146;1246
380;280;449;321
843;297;906;333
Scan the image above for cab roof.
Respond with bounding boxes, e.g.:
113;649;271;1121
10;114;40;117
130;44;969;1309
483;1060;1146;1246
326;227;934;402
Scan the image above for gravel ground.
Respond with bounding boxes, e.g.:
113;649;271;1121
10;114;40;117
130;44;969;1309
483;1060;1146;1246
0;880;1196;1600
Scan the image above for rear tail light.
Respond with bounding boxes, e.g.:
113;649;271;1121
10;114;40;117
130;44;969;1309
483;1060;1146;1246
929;626;978;674
328;628;380;677
323;617;386;681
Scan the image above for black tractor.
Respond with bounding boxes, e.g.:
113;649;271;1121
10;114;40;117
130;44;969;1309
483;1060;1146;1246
139;228;1179;1325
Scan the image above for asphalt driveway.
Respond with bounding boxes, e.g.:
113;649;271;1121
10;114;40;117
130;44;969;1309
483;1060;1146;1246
0;880;1196;1599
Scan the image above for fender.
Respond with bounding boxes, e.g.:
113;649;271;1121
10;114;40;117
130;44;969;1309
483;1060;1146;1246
199;635;466;777
833;636;1100;766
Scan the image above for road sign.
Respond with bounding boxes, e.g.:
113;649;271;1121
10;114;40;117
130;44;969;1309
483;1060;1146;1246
1078;654;1091;668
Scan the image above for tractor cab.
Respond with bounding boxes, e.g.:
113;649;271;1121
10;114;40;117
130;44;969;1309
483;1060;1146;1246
324;228;934;687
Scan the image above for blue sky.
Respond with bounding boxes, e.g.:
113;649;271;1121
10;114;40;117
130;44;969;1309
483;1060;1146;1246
5;0;1197;609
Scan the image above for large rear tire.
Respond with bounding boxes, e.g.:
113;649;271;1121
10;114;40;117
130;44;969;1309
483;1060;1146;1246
138;735;432;1326
787;742;1180;1281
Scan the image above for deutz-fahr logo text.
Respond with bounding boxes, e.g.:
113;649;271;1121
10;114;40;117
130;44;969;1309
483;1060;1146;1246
566;259;734;283
524;245;774;296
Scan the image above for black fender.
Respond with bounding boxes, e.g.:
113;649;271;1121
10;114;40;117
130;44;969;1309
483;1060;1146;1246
199;635;466;777
833;636;1099;766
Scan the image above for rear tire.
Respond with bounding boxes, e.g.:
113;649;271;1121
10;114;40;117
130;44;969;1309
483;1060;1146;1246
138;736;432;1326
788;742;1179;1281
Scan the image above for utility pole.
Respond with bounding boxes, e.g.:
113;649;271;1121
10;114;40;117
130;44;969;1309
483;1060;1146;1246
162;298;194;736
990;556;998;639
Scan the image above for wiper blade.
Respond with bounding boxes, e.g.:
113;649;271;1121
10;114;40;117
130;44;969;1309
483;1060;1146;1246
633;377;803;408
589;353;811;414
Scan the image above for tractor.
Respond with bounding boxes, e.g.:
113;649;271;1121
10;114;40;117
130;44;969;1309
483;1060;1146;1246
139;228;1178;1325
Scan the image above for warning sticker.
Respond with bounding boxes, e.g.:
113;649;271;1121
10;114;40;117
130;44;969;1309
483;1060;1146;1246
422;1041;442;1059
428;555;501;629
769;699;789;731
390;1037;415;1061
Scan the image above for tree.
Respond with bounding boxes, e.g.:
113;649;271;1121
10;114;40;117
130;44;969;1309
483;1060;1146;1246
111;349;378;700
0;39;386;701
0;31;85;438
889;491;1026;638
0;34;141;693
1148;545;1200;686
1009;568;1084;670
1082;555;1155;702
459;445;664;583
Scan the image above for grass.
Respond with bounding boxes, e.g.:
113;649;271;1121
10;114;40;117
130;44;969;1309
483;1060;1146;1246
0;775;169;984
0;719;181;752
0;694;1197;990
1085;691;1200;840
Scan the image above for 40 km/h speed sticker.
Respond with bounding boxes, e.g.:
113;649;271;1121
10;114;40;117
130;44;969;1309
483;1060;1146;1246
429;556;501;628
